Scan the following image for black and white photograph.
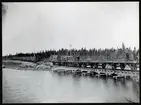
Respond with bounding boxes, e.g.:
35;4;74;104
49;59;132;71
2;2;139;103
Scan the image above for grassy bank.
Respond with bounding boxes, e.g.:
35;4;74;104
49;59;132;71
2;60;52;71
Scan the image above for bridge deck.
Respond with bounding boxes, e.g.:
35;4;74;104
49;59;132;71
53;61;139;64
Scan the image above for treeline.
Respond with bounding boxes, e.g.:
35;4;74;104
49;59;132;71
3;43;139;62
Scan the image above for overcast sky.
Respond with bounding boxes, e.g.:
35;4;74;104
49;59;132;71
2;2;139;56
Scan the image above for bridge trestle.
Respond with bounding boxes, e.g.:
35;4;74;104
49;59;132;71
52;61;138;71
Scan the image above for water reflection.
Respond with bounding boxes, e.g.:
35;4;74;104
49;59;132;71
72;75;81;93
113;79;120;87
3;68;139;103
120;79;127;89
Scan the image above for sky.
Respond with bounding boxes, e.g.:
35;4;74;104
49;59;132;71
2;2;139;56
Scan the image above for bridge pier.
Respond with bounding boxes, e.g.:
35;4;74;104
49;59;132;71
90;63;93;68
53;62;55;65
74;63;79;67
112;63;117;70
84;63;87;68
132;63;137;70
93;63;98;69
71;63;75;67
81;63;87;68
68;62;70;67
102;63;106;69
81;63;83;68
66;62;68;66
120;63;125;70
79;63;82;67
58;62;61;66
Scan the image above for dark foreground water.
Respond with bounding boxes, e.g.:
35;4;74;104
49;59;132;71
2;68;139;103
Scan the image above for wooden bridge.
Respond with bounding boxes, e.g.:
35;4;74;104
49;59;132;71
51;65;139;83
52;61;139;70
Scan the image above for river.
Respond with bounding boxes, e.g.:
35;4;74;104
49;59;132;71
2;68;139;103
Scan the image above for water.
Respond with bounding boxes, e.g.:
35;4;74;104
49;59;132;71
2;68;139;103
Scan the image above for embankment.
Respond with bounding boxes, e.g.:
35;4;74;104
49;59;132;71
2;60;52;70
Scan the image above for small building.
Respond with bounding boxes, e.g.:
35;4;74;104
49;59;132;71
49;55;58;62
60;55;75;62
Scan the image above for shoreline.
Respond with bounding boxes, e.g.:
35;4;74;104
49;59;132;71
2;60;52;71
2;60;139;81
